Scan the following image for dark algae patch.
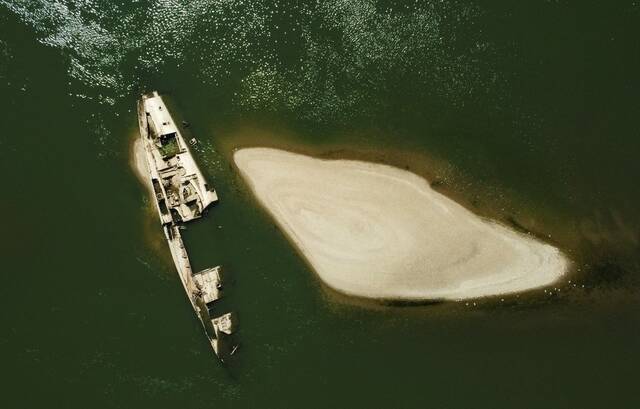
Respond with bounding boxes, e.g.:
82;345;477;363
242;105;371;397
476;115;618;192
1;1;640;408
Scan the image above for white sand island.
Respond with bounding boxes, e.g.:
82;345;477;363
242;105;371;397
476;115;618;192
234;147;568;301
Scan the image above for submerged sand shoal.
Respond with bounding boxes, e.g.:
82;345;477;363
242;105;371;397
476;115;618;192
131;138;151;191
234;147;569;301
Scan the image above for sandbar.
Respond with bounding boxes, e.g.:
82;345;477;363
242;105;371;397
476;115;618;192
234;147;568;300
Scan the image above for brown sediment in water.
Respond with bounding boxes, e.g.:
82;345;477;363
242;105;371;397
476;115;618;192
130;138;151;189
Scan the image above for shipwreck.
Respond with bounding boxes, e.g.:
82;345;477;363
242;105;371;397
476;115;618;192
137;91;237;361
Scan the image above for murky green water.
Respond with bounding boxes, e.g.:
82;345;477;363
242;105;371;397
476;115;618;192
1;1;639;408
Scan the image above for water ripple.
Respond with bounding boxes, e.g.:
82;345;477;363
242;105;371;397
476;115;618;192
1;0;494;122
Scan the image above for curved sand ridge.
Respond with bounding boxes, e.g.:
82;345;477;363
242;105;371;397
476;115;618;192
234;148;568;300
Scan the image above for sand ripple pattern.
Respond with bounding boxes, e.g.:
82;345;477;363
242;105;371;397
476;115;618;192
235;148;568;300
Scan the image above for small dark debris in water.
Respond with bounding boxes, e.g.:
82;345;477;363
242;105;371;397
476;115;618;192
507;216;531;234
380;298;444;307
430;179;444;188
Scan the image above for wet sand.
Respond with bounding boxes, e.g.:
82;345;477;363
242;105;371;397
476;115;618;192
234;147;569;300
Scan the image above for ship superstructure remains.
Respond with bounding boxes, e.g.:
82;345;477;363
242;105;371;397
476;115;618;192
142;94;217;224
137;91;237;361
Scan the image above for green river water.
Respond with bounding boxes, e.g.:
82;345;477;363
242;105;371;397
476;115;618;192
1;1;639;408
